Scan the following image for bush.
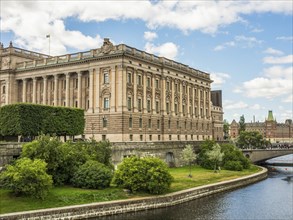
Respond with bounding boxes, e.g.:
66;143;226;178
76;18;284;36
113;156;173;194
224;161;243;171
71;160;113;189
0;158;52;199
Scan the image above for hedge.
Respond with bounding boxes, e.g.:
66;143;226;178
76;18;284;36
0;103;85;137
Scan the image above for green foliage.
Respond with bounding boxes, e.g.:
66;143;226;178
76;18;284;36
236;131;268;149
113;156;173;194
197;140;216;169
181;145;197;177
207;143;224;172
21;135;113;186
0;158;53;199
224;161;243;171
238;115;246;133
198;141;251;171
71;160;113;189
0;103;84;137
223;119;230;139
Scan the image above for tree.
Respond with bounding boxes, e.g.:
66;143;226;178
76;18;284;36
236;131;267;149
197;140;216;169
71;160;113;189
239;115;246;133
113;156;173;194
181;145;197;178
0;158;53;199
207;143;224;172
223;120;230;139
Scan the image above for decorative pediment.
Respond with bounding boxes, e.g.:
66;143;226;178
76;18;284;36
100;88;111;97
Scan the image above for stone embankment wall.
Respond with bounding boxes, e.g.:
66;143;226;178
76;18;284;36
0;167;267;220
0;143;22;168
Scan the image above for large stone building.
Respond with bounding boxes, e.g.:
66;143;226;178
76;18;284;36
230;110;292;143
0;39;223;143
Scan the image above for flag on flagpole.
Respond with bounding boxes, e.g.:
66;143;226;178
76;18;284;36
46;34;50;38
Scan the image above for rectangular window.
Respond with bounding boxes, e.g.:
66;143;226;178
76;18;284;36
169;135;172;140
191;134;193;140
190;122;192;130
104;97;109;109
148;119;152;129
104;73;109;84
129;135;133;141
140;135;143;141
147;77;151;87
175;84;178;92
184;121;187;129
127;97;132;111
155;79;159;89
177;121;179;129
129;117;132;128
147;100;151;112
75;78;78;89
166;102;170;114
155;101;159;113
138;75;142;85
158;135;161;141
175;103;178;115
149;135;152;141
166;81;170;90
168;120;171;129
103;118;107;128
139;118;142;128
127;73;132;83
182;105;185;115
157;120;160;129
138;98;142;111
102;135;106;141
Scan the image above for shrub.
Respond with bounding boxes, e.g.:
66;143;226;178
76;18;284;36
113;156;173;194
71;160;113;189
224;161;243;171
0;158;52;199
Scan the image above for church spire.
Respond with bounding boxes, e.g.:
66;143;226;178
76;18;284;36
267;110;274;121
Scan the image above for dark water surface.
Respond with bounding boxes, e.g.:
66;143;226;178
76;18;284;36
97;155;293;220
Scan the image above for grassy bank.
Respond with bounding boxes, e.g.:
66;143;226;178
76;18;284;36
0;165;261;214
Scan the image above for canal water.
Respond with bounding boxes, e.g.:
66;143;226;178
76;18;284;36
98;154;293;220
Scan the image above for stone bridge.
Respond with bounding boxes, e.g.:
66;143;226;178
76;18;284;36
242;149;293;163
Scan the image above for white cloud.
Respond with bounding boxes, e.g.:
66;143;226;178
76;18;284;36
144;31;158;41
1;1;292;54
250;104;264;110
276;36;293;41
282;94;292;103
263;55;293;64
144;42;178;60
251;28;264;33
214;35;262;51
263;48;284;56
210;72;230;87
224;100;248;110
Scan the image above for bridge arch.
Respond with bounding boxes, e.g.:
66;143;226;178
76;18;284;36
242;149;293;163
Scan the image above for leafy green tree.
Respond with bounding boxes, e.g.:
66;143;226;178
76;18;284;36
223;120;230;139
236;131;267;149
0;158;52;199
239;115;246;133
113;156;173;194
181;144;197;178
197;140;216;169
207;143;224;172
71;160;113;189
84;139;112;167
221;143;250;170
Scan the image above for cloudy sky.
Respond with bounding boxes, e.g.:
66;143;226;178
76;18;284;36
1;0;292;123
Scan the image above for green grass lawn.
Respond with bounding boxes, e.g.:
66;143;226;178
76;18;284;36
0;165;261;214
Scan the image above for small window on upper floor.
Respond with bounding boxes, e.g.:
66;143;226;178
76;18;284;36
155;79;159;89
2;86;5;94
127;72;132;83
104;72;109;84
137;75;142;85
147;77;151;87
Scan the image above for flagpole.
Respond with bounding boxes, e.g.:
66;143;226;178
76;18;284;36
46;34;51;55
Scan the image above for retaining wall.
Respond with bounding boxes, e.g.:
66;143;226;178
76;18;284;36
0;167;267;220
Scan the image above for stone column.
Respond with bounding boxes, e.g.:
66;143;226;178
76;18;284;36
197;87;201;117
143;72;147;113
190;85;194;118
22;78;27;103
186;84;190;117
133;69;137;112
95;68;100;112
32;77;37;103
203;88;206;119
65;73;70;107
54;75;58;106
43;76;47;105
152;76;156;114
122;67;127;112
110;66;116;112
77;72;82;108
171;79;175;115
87;69;94;113
161;76;166;115
179;82;182;116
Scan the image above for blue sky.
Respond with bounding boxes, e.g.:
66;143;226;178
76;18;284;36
1;0;292;123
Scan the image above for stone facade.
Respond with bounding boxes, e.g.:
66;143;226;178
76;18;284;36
0;39;223;142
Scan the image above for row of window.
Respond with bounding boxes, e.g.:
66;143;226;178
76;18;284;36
129;134;210;141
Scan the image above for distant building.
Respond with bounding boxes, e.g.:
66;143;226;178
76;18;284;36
230;110;293;143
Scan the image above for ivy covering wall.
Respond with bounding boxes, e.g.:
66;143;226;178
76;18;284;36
0;103;85;137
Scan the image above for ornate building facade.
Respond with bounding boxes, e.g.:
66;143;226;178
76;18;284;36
230;110;292;143
0;39;223;142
